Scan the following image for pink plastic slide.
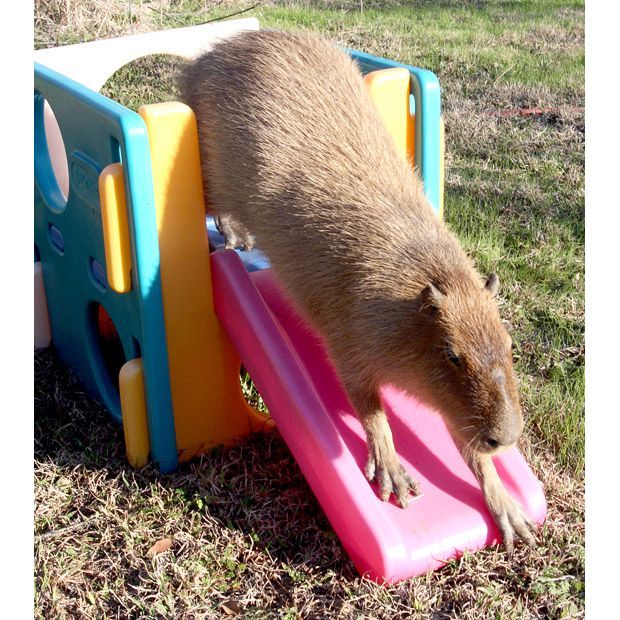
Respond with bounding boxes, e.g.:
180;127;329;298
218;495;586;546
210;249;547;582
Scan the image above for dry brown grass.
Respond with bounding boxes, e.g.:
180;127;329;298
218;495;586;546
34;0;235;48
35;0;143;47
35;350;584;619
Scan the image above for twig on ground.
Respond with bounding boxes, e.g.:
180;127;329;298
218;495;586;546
35;515;98;542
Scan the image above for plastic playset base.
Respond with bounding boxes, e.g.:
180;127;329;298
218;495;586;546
34;19;546;582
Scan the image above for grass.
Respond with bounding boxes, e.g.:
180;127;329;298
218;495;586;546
35;350;585;618
35;1;584;617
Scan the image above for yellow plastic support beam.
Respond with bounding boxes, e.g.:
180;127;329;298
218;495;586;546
119;358;150;468
364;67;415;166
364;67;445;220
138;101;269;462
99;163;132;293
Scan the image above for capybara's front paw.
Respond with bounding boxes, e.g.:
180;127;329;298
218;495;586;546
485;485;538;554
358;404;420;508
365;452;420;508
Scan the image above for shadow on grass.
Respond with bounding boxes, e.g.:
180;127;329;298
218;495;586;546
34;348;358;590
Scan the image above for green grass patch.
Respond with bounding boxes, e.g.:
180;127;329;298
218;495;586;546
100;53;181;110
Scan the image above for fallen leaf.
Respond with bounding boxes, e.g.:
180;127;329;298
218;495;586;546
221;599;241;616
146;538;173;558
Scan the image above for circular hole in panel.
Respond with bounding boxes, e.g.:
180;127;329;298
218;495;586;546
100;54;183;110
96;303;126;395
34;92;69;211
240;365;270;419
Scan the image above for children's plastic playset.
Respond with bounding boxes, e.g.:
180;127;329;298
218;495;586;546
34;19;546;582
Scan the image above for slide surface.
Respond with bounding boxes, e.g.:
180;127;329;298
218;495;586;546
210;248;547;582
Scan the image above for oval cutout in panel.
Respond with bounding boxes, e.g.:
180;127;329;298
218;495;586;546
34;92;69;212
89;258;108;291
48;224;64;255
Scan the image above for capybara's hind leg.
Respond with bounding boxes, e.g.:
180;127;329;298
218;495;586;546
350;388;420;507
215;214;255;251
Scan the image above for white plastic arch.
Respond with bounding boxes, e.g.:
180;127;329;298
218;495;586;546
34;18;260;91
34;18;260;198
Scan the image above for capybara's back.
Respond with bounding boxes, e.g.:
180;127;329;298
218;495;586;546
181;30;537;551
181;30;446;336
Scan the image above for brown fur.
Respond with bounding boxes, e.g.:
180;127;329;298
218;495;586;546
180;30;537;551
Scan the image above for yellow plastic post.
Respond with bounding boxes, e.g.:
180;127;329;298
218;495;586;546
99;164;132;293
364;67;415;166
138;101;269;462
119;358;150;468
364;68;445;220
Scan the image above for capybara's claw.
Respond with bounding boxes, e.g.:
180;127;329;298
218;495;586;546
366;455;420;508
485;484;538;554
499;504;538;555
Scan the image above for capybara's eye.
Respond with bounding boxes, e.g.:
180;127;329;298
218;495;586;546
446;349;461;366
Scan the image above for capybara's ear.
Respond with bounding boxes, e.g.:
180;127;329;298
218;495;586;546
419;283;444;314
485;272;500;297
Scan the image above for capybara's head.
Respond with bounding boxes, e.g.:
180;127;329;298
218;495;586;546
390;272;523;454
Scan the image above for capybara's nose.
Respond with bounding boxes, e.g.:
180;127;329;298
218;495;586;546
485;436;500;450
485;426;521;450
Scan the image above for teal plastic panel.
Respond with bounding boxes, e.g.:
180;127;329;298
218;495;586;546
346;49;442;215
34;62;178;473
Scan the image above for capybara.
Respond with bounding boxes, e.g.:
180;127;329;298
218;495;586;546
180;30;537;552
